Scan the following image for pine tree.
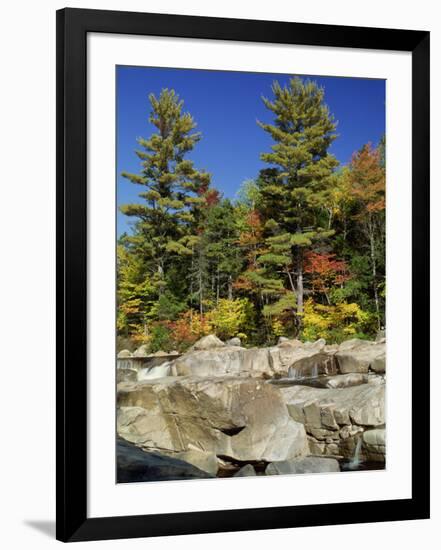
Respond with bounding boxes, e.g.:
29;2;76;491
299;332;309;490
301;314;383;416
204;200;243;302
257;77;338;334
120;89;211;291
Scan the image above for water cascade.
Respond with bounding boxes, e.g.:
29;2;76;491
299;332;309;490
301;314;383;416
288;362;319;380
288;367;303;380
138;362;171;381
347;436;363;470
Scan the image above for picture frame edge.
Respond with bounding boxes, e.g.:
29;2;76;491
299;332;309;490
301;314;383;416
56;8;430;542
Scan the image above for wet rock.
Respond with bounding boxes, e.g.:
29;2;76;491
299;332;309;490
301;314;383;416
117;437;213;482
172;449;219;476
287;353;337;380
234;464;257;477
117;368;138;384
323;373;368;388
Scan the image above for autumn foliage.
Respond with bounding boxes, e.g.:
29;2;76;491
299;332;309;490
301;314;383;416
117;78;386;351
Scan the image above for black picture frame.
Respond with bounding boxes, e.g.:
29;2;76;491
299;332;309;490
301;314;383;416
56;8;430;542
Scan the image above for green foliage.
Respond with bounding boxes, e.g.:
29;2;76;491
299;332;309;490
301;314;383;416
148;323;173;353
148;291;186;321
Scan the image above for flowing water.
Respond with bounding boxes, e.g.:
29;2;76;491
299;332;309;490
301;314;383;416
345;437;362;470
138;362;171;381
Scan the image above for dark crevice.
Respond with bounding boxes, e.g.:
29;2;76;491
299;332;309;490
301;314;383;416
216;454;270;477
215;426;246;436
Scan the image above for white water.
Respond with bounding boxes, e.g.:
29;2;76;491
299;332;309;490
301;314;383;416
288;367;303;380
137;362;171;381
288;363;319;380
347;437;363;470
118;358;134;370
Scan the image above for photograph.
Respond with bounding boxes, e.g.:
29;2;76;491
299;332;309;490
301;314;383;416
115;66;386;483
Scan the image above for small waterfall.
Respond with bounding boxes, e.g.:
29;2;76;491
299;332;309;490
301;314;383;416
118;358;134;371
348;437;363;470
288;364;319;380
138;362;171;381
288;366;303;380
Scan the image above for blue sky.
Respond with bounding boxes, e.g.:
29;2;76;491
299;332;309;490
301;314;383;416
117;66;385;235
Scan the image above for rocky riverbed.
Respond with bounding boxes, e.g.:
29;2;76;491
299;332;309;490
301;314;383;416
116;334;386;482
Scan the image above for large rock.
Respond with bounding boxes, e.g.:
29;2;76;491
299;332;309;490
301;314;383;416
362;428;386;462
226;337;242;347
287;352;337;380
265;456;340;475
282;383;385;429
117;368;138;384
116;437;213;482
133;344;149;357
171;345;332;379
117;377;308;467
117;349;132;358
172;347;271;378
370;350;386;373
267;345;320;377
280;383;384;458
338;338;374;351
190;334;225;351
336;342;385;374
169;339;342;379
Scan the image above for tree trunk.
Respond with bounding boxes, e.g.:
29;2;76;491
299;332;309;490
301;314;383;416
227;275;233;300
296;248;304;336
327;208;333;230
368;214;381;330
199;268;203;316
157;261;164;295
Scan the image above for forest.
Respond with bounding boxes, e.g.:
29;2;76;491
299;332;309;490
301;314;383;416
117;77;385;353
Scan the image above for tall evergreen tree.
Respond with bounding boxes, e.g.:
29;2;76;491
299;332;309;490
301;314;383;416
257;78;338;334
120;89;211;292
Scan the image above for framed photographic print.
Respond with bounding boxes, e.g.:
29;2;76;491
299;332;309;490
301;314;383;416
56;8;430;542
